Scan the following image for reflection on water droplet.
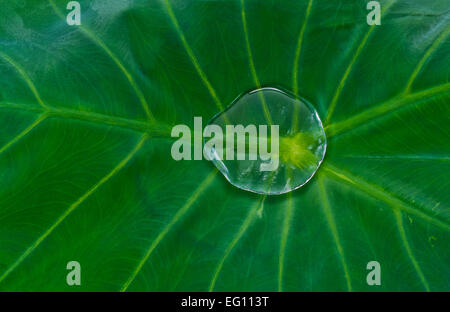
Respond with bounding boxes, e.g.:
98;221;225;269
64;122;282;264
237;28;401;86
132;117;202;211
204;87;326;195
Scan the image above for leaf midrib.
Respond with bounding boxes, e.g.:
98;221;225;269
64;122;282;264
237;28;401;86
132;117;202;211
0;102;172;137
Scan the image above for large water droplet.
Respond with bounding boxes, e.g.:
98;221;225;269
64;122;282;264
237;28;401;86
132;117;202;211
204;87;326;195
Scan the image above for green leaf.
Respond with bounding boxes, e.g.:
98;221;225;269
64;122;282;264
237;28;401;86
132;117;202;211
0;0;448;291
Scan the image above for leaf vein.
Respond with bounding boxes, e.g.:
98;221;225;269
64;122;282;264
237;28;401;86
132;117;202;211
208;195;264;292
278;192;294;292
120;169;218;292
0;134;148;284
324;0;397;125
403;26;450;94
163;0;224;112
0;102;172;137
0;51;48;109
394;210;430;291
0;114;47;156
317;176;352;291
325;83;450;138
48;0;154;122
324;164;450;230
292;0;314;96
240;0;273;125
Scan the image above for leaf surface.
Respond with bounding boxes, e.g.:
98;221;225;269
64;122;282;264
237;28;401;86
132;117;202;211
0;0;448;291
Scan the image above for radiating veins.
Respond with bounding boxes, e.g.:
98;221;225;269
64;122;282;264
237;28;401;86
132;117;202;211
120;169;218;292
0;41;170;145
0;51;50;155
0;51;48;109
0;48;171;137
0;114;47;156
324;0;397;125
403;26;450;94
0;134;148;284
326;15;449;136
325;82;450;138
48;0;155;122
323;164;449;231
208;195;265;291
278;3;315;290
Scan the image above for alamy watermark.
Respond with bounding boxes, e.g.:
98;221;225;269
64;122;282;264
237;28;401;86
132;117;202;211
367;1;381;25
366;260;381;286
66;260;81;286
66;1;81;26
170;117;280;171
65;1;381;27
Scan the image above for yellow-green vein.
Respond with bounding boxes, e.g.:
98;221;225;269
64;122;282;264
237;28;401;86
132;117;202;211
0;50;164;135
120;169;218;292
0;114;47;155
240;0;273;125
209;195;265;291
292;0;314;132
48;0;154;122
278;191;294;292
394;209;430;291
323;164;450;231
0;102;172;138
282;11;315;283
0;51;48;109
325;82;450;138
292;0;313;96
171;202;228;291
163;0;224;112
317;175;352;291
324;0;397;125
403;27;450;94
0;134;147;284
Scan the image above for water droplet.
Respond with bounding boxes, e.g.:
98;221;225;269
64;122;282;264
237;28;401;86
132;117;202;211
204;87;326;195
